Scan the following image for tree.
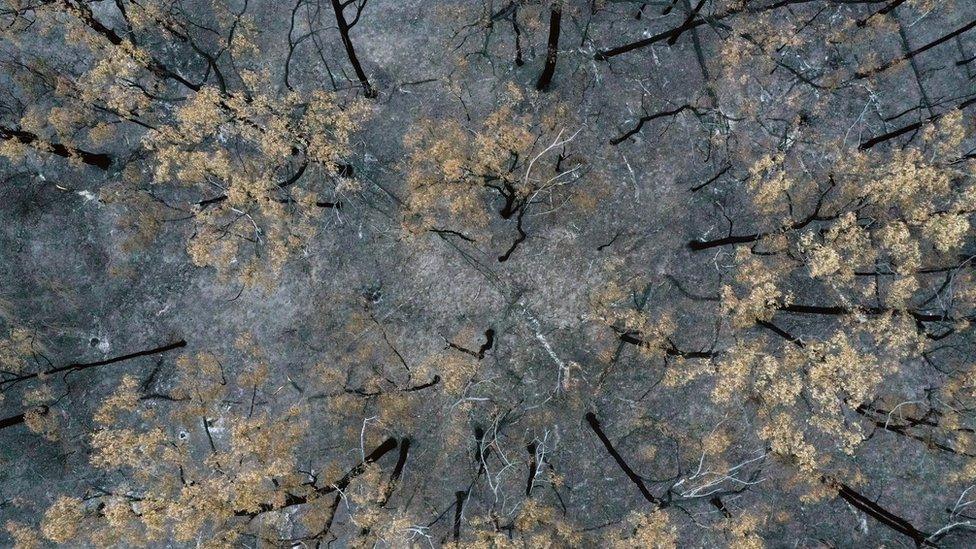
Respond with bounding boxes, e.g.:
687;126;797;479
0;317;185;442
0;0;369;285
329;0;377;98
403;84;588;261
27;343;410;546
534;1;563;91
5;0;976;546
683;110;976;545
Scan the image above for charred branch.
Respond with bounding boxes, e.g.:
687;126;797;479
0;339;186;390
498;207;527;262
829;479;935;547
535;5;562;91
239;436;399;516
453;490;465;542
330;0;376;98
0;126;112;170
859;98;976;150
526;442;538;496
0;405;47;432
854;19;976;80
610;104;699;145
585;412;666;507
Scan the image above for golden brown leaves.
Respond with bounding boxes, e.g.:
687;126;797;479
60;347;317;545
608;509;677;549
40;496;83;543
402;85;584;238
720;247;788;329
134;80;368;286
4;521;41;549
0;326;34;375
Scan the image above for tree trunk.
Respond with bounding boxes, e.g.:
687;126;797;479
0;127;112;170
330;0;377;98
0;339;185;389
535;6;562;91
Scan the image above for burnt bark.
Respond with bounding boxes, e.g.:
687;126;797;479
854;19;976;79
239;437;399;516
830;479;935;547
330;0;377;98
0;406;47;431
0;127;112;170
525;442;538;496
453;490;466;542
585;412;666;507
859;97;976;150
498;207;527;262
610;104;697;145
0;339;186;390
535;6;562;91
